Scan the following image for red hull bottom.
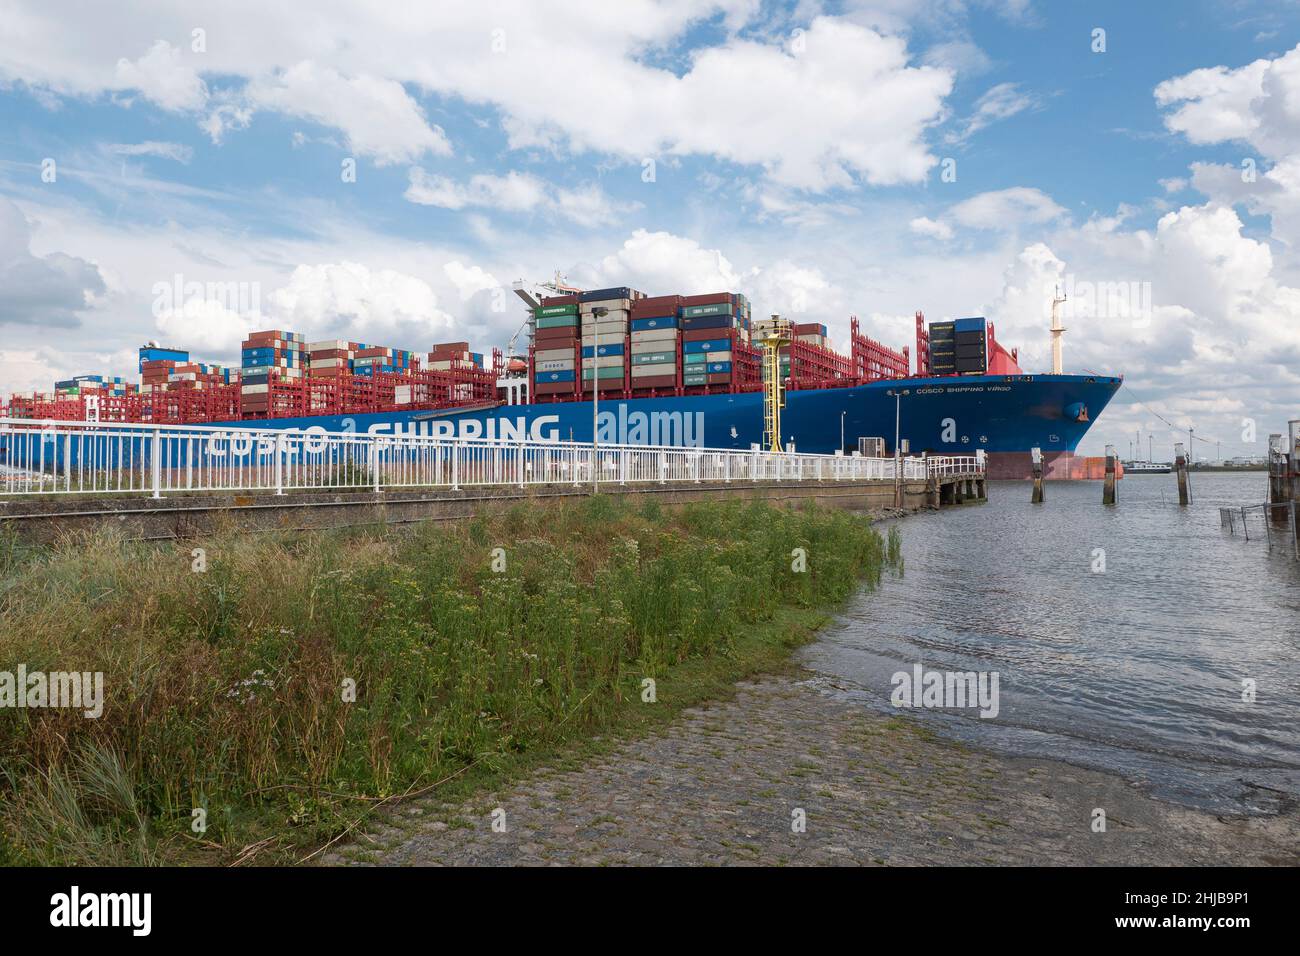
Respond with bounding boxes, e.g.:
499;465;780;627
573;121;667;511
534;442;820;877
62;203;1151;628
986;451;1124;481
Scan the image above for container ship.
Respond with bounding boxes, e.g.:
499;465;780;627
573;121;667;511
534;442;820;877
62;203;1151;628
1;282;1122;479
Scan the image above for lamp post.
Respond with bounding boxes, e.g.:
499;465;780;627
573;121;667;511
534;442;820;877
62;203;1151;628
886;388;909;507
840;411;846;453
590;305;608;493
887;388;909;457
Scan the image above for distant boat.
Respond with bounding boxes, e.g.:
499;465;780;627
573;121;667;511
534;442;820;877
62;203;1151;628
1123;460;1172;475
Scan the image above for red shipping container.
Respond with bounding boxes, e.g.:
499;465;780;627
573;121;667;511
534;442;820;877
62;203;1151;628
631;294;683;314
630;374;676;389
540;294;580;307
682;327;737;342
707;373;732;385
681;292;734;307
533;328;579;345
246;330;291;344
430;341;470;353
534;381;575;395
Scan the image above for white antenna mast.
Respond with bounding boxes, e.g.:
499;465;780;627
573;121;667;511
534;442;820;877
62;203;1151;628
1050;285;1067;374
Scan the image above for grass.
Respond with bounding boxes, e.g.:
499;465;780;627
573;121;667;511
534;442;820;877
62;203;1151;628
0;496;901;866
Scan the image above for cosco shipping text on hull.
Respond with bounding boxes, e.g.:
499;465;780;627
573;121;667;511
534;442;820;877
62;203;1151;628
205;374;1121;460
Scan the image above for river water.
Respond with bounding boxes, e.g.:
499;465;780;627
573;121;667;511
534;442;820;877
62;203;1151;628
804;472;1300;815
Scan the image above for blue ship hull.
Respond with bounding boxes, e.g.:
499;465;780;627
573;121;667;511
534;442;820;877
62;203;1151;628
211;372;1122;456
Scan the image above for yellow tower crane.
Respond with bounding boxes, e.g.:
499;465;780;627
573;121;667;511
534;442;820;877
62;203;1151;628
759;314;792;452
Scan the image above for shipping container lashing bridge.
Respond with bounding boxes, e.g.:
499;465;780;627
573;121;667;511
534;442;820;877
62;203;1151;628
0;419;986;538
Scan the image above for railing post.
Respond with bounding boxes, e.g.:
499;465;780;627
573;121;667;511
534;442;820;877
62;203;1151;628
620;446;627;485
724;451;731;483
151;428;162;499
518;441;526;488
660;449;667;485
451;440;459;491
274;432;286;495
693;451;700;483
370;440;381;493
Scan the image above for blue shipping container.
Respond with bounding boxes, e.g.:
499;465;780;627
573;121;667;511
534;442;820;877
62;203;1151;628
681;314;735;331
683;339;730;354
581;343;625;357
630;315;678;331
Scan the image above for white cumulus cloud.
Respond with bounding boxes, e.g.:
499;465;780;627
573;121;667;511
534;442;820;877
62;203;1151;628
113;40;207;112
910;216;954;240
950;187;1066;229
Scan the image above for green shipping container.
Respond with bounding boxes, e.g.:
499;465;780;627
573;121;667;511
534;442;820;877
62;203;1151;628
683;373;708;385
536;315;579;329
535;304;578;318
582;366;625;380
683;352;710;365
632;351;674;364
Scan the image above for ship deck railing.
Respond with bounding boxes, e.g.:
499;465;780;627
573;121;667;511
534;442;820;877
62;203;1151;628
0;419;986;499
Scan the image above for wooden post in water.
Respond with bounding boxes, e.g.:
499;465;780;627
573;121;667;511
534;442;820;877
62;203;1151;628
1268;433;1286;504
1103;444;1117;505
1290;423;1300;555
1030;446;1045;504
1174;442;1191;506
1290;421;1300;504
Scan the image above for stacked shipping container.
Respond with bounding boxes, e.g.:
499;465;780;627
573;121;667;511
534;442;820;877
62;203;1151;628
680;293;749;388
533;298;581;397
581;287;639;393
629;294;681;392
928;317;987;375
241;330;308;415
307;340;359;380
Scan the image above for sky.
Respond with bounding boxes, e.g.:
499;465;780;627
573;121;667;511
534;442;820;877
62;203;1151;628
1;0;1298;458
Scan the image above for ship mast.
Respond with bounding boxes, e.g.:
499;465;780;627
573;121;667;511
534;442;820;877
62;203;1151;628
1050;285;1067;374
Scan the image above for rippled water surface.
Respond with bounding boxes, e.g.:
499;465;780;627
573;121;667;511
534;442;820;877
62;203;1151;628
802;472;1300;814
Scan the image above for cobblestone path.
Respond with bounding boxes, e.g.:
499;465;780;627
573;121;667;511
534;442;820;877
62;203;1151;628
327;676;1299;866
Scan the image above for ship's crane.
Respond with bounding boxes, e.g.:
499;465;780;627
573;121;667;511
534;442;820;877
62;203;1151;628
1050;285;1067;374
758;314;792;452
509;271;583;362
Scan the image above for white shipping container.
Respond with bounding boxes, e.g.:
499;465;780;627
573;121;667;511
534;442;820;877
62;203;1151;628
579;299;631;314
307;340;350;350
580;319;629;336
394;385;412;405
631;328;679;345
581;356;624;369
534;347;575;362
241;384;269;395
537;360;576;371
631;362;676;378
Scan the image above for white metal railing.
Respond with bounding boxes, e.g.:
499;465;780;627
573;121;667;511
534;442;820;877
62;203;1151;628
0;418;978;498
928;451;986;478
